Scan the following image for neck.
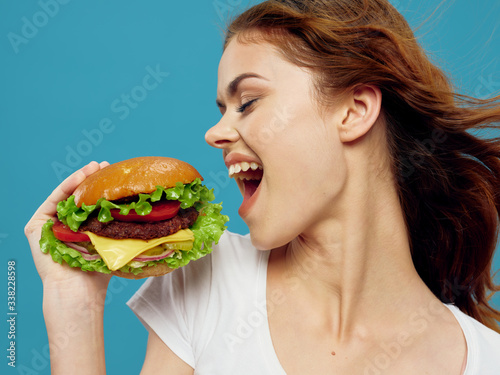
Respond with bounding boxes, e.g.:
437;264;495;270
269;138;434;341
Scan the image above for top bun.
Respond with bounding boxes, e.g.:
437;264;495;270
73;157;202;206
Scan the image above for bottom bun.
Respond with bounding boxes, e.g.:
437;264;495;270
111;262;175;279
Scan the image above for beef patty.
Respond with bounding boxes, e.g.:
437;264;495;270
79;207;199;240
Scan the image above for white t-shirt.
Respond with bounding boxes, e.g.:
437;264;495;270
127;231;500;375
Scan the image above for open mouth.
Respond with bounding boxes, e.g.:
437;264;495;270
228;162;263;202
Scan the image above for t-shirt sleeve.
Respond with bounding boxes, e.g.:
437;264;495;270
126;254;213;369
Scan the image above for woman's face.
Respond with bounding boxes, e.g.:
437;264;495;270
205;38;348;250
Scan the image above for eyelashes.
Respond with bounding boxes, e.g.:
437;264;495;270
236;98;258;113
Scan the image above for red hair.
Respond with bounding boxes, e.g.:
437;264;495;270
226;0;500;331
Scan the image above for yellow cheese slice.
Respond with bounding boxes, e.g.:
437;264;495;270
84;229;194;271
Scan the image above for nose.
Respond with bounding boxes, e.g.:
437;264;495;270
205;117;240;149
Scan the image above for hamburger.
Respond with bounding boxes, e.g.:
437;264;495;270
39;157;229;279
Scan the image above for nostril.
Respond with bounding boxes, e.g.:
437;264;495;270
205;120;239;149
214;139;232;146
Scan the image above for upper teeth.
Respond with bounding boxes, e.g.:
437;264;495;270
228;162;263;177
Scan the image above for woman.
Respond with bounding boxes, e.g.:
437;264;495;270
25;0;500;374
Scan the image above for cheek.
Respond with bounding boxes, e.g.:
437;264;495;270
244;103;294;148
242;99;348;247
248;159;348;251
267;113;346;193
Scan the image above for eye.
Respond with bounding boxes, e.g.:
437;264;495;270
237;98;258;113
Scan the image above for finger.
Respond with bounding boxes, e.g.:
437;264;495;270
25;161;103;240
78;160;107;181
33;161;102;219
25;160;110;245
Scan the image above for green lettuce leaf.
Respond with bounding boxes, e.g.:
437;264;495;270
191;201;228;258
40;220;112;274
58;178;214;232
39;201;229;276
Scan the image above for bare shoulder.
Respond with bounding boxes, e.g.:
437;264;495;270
140;330;194;375
393;302;467;375
365;301;467;375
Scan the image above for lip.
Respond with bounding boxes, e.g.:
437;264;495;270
224;152;262;168
224;152;263;218
238;179;262;218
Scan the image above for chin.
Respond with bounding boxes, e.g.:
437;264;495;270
248;226;292;251
250;237;273;251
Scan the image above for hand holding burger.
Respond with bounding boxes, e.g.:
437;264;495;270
39;157;229;279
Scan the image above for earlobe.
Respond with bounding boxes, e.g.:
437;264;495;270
339;85;382;143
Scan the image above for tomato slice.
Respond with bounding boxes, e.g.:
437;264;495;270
110;200;181;222
52;221;90;242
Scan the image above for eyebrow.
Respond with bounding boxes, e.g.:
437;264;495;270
216;73;268;108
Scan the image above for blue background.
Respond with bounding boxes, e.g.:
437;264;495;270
1;0;499;373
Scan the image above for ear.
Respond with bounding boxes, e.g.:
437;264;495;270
338;85;382;143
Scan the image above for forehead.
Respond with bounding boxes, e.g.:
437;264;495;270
217;39;287;90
